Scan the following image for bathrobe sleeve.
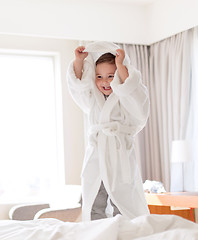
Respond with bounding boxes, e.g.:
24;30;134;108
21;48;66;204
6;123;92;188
110;64;150;135
67;60;95;113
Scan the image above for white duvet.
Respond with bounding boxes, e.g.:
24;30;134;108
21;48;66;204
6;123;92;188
0;214;198;240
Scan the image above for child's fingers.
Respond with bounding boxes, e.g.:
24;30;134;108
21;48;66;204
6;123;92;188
75;46;88;60
116;50;120;56
115;49;125;65
79;46;88;54
79;48;85;53
76;46;85;53
116;49;125;57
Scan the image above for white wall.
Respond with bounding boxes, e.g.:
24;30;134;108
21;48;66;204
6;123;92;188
0;0;146;44
0;0;198;45
147;0;198;44
0;35;83;185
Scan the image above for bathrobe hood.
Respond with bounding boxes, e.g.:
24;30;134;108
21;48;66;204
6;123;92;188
84;41;130;65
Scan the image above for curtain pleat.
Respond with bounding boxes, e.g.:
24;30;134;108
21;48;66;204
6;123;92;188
122;30;191;191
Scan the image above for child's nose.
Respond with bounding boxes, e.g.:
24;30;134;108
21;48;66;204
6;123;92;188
103;80;109;85
104;78;110;83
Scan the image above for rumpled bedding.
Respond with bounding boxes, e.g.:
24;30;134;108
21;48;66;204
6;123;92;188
0;214;197;240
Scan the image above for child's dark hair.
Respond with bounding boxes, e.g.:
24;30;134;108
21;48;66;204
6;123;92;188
96;53;115;66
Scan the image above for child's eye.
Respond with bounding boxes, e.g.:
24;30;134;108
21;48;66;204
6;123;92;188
108;75;114;78
97;75;102;79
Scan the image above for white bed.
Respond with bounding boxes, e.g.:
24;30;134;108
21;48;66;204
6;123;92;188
0;214;198;240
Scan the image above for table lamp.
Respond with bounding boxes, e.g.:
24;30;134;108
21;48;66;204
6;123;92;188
170;140;192;192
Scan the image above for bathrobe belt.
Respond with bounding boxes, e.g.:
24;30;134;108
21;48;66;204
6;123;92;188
89;121;135;191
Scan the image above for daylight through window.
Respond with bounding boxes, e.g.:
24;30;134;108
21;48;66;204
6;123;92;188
0;53;59;202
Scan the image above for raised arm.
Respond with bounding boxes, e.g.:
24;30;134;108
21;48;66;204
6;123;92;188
73;46;88;80
67;46;94;113
110;55;150;133
115;49;129;83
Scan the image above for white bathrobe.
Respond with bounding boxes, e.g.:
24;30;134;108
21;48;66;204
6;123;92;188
67;41;150;221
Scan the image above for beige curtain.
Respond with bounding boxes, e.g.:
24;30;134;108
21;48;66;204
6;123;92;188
122;30;191;191
149;31;191;191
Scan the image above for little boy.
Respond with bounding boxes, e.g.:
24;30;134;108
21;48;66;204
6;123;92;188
67;41;150;221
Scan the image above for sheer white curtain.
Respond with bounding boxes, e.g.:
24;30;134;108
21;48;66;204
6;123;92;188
185;26;198;191
149;31;191;191
122;30;191;191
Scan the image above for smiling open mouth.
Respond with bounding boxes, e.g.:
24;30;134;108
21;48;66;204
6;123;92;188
103;86;111;90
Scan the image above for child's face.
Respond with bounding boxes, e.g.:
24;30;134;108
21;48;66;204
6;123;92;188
95;62;116;96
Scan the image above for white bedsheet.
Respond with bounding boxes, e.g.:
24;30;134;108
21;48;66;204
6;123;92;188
0;214;197;240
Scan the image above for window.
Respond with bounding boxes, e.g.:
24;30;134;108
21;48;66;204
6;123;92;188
0;53;63;202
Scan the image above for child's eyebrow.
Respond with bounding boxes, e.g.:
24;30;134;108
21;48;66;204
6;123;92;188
96;72;114;74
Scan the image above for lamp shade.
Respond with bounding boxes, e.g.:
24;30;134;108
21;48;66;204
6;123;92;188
171;140;192;163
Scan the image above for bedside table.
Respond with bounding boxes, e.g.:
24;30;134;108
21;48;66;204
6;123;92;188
145;192;198;222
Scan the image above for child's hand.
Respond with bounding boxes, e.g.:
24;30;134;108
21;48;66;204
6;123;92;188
115;49;125;66
73;46;88;80
75;46;88;61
